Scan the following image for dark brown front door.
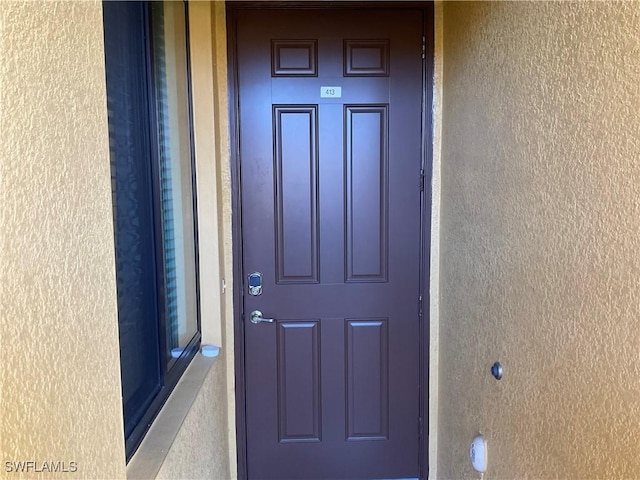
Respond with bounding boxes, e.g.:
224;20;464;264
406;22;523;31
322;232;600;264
235;7;425;480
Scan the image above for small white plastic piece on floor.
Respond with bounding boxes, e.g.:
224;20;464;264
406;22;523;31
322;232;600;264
201;345;220;357
171;347;184;358
470;434;487;473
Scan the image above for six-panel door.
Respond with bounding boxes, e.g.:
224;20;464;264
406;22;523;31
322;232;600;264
237;9;424;479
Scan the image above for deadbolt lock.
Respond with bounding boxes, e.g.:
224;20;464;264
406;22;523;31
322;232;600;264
248;272;262;296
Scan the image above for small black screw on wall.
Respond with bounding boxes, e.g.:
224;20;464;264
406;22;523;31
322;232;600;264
491;361;503;380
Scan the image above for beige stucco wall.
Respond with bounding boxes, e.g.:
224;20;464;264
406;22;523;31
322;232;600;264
0;2;126;479
438;2;640;478
213;2;238;475
156;359;230;480
191;0;225;350
428;3;443;479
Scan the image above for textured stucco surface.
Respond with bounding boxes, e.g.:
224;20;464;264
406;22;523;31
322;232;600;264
156;358;230;480
439;2;640;479
428;3;443;480
0;2;126;478
209;2;239;477
190;0;225;349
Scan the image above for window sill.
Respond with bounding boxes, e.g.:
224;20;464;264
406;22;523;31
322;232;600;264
126;352;217;480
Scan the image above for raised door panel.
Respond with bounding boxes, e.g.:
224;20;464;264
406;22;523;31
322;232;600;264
345;319;389;441
274;106;319;284
344;40;390;77
277;321;321;442
272;40;318;76
345;105;389;283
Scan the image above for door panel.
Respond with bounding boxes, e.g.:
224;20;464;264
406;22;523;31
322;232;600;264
277;320;321;442
345;105;388;282
346;319;389;440
237;8;424;480
273;106;319;283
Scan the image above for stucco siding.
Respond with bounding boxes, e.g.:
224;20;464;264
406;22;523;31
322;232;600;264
155;358;230;480
0;2;126;478
439;2;640;478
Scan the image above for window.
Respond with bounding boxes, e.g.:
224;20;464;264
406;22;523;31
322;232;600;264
102;0;200;460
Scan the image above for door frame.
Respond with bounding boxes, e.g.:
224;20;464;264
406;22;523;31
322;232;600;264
226;4;434;478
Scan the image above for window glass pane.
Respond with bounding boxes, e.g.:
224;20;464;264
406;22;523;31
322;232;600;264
150;1;199;359
103;0;161;438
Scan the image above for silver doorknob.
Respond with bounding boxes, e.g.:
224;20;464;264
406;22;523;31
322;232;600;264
250;310;275;324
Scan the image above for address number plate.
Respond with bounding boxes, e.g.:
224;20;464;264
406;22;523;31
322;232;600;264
321;86;342;98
